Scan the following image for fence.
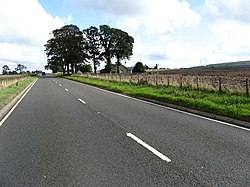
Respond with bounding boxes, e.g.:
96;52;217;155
82;73;250;96
0;76;26;90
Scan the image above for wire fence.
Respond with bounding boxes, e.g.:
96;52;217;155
0;75;26;90
82;73;250;96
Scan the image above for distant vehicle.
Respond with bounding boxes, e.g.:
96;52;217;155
42;72;46;76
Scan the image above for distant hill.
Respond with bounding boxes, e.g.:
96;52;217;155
204;60;250;68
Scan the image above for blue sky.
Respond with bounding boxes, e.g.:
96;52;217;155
1;0;250;72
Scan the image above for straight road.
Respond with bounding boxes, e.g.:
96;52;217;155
0;75;249;186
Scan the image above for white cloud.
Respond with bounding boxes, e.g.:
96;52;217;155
117;0;201;34
70;0;143;16
203;0;250;64
205;0;250;23
115;0;201;68
0;0;64;71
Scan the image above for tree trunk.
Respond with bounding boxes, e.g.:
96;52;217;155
67;64;70;75
71;63;74;74
74;63;78;74
116;58;120;74
61;65;65;75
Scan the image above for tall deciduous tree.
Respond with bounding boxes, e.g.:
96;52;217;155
44;24;86;75
112;28;134;73
2;65;10;74
99;25;114;73
83;26;103;74
99;25;134;73
15;63;27;74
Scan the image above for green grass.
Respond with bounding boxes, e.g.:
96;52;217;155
0;77;36;109
65;75;250;122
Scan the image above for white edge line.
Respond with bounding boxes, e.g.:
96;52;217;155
81;83;250;132
78;98;86;104
0;79;38;127
127;132;171;162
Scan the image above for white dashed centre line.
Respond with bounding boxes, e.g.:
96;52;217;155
127;132;171;162
65;88;69;92
78;98;86;104
59;84;62;87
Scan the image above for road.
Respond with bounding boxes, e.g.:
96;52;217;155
0;75;249;186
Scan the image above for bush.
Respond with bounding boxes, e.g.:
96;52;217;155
132;62;145;73
78;64;92;73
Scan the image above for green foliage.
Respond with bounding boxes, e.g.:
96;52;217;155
45;24;134;75
99;25;134;73
132;62;145;73
2;65;10;74
44;24;86;75
78;64;92;73
83;26;103;74
65;75;250;121
15;63;27;73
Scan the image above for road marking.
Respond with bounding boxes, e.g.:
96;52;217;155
78;98;86;104
65;88;69;92
127;132;171;162
55;82;58;84
59;84;62;87
0;79;38;127
82;84;250;132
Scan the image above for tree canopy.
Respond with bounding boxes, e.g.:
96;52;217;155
44;24;86;75
44;24;134;74
132;62;145;73
2;65;10;74
83;26;103;74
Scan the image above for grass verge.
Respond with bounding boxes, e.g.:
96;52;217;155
0;76;36;110
64;75;250;122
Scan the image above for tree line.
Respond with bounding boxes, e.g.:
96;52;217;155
44;24;134;75
2;64;27;75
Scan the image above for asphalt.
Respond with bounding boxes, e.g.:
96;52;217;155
0;75;249;186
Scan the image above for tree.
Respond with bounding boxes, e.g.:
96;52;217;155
99;25;114;73
15;63;27;73
132;62;145;73
154;64;159;69
83;26;103;74
112;28;134;73
2;65;10;74
144;64;149;70
78;64;92;73
44;24;86;75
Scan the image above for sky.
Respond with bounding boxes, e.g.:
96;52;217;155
1;0;250;72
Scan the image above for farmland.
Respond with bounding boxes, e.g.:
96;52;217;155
0;74;27;90
64;67;250;122
89;67;250;95
0;76;36;110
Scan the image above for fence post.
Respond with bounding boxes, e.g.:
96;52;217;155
196;77;199;89
219;77;222;92
167;76;170;86
180;77;183;88
246;78;249;97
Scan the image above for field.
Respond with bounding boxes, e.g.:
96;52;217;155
0;76;36;110
91;67;250;95
65;73;250;122
0;74;27;90
156;67;250;77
